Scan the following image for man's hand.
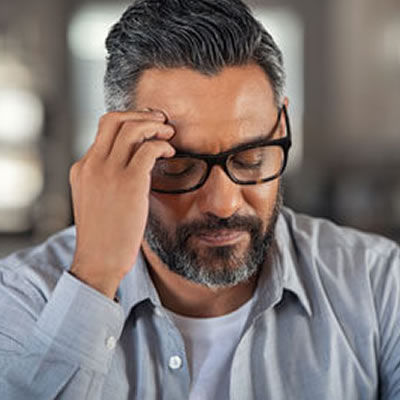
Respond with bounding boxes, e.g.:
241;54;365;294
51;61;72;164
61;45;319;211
69;110;175;298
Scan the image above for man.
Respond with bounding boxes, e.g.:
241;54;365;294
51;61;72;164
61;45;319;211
0;0;399;398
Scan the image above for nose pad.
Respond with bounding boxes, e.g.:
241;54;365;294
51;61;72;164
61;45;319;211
196;165;243;219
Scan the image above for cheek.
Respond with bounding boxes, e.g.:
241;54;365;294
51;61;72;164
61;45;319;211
149;193;196;227
242;180;280;224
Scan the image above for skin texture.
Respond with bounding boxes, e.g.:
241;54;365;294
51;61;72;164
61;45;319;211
69;64;288;317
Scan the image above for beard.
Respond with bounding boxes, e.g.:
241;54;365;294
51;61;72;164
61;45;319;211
144;187;283;289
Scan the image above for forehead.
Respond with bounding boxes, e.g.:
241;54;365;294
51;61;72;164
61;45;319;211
135;65;277;153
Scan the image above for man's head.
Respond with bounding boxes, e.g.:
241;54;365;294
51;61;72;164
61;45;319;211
104;0;289;289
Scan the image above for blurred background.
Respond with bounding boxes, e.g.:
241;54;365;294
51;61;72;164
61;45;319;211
0;0;399;257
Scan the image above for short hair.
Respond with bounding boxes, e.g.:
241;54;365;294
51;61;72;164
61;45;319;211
104;0;285;111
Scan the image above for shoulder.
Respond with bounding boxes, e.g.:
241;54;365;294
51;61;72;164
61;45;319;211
278;207;400;316
280;206;399;263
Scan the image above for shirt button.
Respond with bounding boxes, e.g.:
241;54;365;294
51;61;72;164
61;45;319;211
154;307;164;317
169;355;182;370
106;336;117;350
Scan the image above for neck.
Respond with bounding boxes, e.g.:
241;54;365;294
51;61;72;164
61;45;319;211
141;241;258;318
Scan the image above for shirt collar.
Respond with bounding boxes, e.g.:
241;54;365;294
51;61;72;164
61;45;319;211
117;207;312;320
117;251;162;320
273;208;313;316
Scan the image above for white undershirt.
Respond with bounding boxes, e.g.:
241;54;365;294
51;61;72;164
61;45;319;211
166;297;254;400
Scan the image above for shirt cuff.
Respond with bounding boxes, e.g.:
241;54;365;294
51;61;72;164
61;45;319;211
34;271;125;373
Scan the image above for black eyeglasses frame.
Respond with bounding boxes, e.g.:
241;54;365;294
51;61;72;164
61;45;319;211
151;104;292;194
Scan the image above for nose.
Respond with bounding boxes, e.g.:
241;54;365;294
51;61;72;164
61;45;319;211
196;165;243;219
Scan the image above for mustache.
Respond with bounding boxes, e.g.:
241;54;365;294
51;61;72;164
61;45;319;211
176;213;262;242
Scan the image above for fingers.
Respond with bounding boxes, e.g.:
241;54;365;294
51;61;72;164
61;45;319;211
127;139;176;175
90;110;168;160
109;119;175;167
73;109;176;193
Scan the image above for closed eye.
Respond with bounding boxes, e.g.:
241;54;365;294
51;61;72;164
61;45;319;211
163;164;196;177
232;159;262;170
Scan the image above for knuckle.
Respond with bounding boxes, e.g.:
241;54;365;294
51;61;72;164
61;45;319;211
98;114;109;128
140;140;158;152
69;160;88;185
69;161;81;176
120;120;139;134
135;140;169;160
98;112;120;128
81;159;96;174
76;159;98;180
107;111;123;120
109;111;123;119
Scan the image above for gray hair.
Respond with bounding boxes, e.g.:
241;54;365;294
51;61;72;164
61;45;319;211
104;0;286;111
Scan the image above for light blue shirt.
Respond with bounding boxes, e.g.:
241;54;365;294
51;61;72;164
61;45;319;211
1;207;400;399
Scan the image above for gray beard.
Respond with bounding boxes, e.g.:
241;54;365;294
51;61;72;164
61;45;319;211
144;188;282;289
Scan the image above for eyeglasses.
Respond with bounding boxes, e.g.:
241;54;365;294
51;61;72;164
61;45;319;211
151;105;291;194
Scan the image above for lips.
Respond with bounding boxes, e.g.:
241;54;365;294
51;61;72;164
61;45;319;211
195;230;246;245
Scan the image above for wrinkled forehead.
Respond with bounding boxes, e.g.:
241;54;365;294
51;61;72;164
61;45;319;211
135;65;278;153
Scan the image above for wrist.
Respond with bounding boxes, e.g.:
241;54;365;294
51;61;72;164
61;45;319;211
69;265;123;299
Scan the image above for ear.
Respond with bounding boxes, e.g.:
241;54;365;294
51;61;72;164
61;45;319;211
279;97;290;138
283;96;289;109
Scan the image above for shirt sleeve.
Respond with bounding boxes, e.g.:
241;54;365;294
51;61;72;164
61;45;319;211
0;269;125;400
373;245;400;399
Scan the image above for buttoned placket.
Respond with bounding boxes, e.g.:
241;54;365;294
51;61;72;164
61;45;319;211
153;304;191;399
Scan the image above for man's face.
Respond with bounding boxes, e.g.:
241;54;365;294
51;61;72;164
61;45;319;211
135;65;286;288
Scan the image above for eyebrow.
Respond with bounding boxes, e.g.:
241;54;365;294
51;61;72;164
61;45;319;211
173;129;280;156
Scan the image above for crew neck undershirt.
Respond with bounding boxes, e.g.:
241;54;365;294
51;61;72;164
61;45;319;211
165;296;255;400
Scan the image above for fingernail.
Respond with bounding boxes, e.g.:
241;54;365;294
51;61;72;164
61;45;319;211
140;108;166;119
153;110;166;118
